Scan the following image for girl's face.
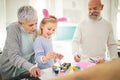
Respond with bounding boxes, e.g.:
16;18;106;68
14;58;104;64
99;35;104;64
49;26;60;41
41;22;57;39
20;19;37;34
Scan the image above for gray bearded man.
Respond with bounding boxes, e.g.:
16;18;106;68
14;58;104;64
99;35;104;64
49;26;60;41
72;0;118;62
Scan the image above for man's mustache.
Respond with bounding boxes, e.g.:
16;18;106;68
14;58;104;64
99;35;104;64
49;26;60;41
89;12;98;16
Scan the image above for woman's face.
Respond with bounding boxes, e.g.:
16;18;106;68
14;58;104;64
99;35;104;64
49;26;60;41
20;19;37;34
41;22;57;39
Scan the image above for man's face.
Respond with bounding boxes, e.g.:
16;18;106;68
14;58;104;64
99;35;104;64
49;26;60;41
88;2;103;19
20;19;37;34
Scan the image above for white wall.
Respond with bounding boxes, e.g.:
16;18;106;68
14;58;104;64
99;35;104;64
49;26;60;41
0;0;6;50
101;0;111;21
6;0;29;24
0;0;6;25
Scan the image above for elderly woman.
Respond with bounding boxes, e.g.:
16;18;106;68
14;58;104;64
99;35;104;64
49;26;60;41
0;6;40;80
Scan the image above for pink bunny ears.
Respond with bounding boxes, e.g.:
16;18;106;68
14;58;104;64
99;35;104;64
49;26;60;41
43;9;67;22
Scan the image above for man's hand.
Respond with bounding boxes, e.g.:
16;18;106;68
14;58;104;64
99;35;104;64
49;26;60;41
30;67;41;78
74;54;81;62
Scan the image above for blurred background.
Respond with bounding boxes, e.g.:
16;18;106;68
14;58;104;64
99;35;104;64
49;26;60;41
0;0;120;62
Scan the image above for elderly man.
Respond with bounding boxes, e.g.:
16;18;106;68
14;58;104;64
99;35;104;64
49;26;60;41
72;0;118;62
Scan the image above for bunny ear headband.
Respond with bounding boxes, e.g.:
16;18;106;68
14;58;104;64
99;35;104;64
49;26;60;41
43;9;67;22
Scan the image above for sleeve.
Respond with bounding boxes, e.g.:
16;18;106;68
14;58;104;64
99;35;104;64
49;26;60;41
72;24;82;56
6;26;34;71
33;38;47;64
107;24;118;59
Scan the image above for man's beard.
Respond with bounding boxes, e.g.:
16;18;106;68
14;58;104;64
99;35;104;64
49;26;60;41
89;12;100;20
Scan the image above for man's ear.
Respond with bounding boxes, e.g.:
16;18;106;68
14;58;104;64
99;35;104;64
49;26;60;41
18;21;23;25
101;4;104;10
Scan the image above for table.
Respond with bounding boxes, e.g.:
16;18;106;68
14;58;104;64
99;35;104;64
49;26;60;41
39;61;96;80
39;67;73;80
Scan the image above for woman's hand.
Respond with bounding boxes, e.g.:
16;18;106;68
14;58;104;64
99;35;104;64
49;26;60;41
30;67;41;78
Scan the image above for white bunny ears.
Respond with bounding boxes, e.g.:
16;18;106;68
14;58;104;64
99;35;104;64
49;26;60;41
43;9;67;22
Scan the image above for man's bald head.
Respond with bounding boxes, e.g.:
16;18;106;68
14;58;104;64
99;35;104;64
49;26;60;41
88;0;102;6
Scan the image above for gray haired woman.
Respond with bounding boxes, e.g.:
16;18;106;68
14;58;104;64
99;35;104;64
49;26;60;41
0;5;40;80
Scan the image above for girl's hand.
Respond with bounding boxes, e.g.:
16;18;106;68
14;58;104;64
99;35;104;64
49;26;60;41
56;53;64;60
46;52;56;60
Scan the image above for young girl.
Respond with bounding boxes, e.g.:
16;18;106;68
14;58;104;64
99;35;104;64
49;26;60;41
33;15;64;69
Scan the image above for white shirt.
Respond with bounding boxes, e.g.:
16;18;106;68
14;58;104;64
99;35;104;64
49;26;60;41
72;16;118;60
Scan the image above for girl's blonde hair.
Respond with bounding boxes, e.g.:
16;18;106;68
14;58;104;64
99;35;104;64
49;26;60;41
38;15;57;36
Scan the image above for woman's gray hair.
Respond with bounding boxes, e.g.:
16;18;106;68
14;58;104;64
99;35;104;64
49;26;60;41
17;5;38;22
